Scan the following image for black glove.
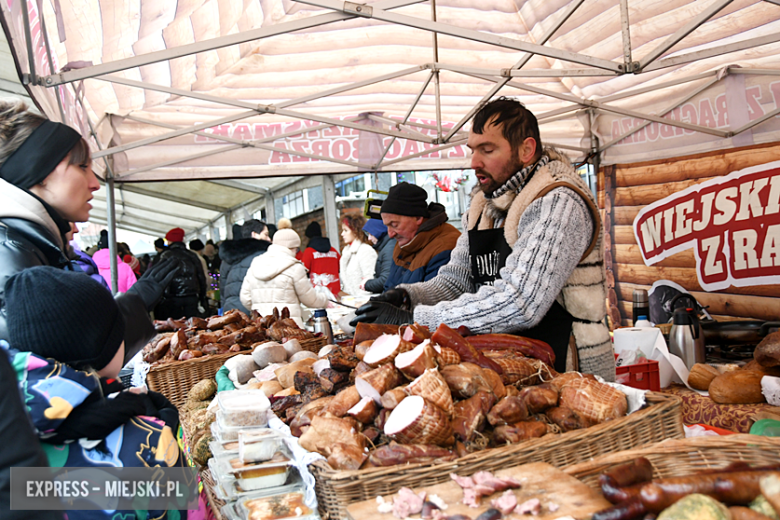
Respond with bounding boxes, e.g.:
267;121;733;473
51;391;147;442
126;257;182;310
369;288;410;309
143;391;179;430
350;301;413;327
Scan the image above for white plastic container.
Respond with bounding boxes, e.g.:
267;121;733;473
239;491;314;520
217;389;271;428
239;429;285;463
215;451;293;492
212;416;265;444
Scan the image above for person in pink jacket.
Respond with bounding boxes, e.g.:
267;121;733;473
92;245;138;293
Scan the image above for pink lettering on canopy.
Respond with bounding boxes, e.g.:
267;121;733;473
634;161;780;291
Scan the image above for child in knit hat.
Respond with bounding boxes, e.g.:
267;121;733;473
2;267;186;519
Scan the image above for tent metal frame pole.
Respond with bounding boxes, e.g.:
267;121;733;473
19;0;36;84
442;0;587;143
36;0;66;122
322;175;339;246
105;173;119;293
94;111;258;158
119;185;228;212
470;70;729;138
538;104;582;122
39;0;425;87
598;75;721;153
90;209;192;234
117;115;373;175
91;196;212;224
207;180;271;195
733;68;780;76
430;0;442;140
599;71;716;103
730;105;780;135
365;114;431;141
644;31;780;72
99;65;425;115
295;0;623;72
94;75;437;158
435;64;616;78
123;114;365;155
619;0;633;71
374;70;435;168
88;217;171;237
636;0;734;71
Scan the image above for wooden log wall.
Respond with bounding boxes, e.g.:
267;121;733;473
598;141;780;327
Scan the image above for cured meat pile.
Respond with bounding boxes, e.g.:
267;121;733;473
141;307;316;365
269;322;628;471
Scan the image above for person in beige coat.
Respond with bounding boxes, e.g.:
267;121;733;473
240;228;328;326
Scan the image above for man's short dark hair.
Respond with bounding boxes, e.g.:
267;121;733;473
472;97;542;157
242;219;267;238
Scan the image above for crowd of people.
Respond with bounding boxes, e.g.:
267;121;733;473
0;94;616;520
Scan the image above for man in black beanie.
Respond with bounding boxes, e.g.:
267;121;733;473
218;219;270;315
373;182;459;291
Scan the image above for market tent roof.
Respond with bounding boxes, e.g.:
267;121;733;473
2;0;780;236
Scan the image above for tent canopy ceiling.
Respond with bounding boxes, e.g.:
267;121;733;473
2;0;780;236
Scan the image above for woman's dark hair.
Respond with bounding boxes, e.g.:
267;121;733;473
0;101;91;170
472;96;542;159
342;214;368;244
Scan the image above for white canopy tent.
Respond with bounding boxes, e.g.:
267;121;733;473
1;0;780;241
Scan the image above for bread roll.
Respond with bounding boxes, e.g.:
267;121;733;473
708;370;765;404
688;363;720;391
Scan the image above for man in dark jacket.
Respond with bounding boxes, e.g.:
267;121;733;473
219;220;270;314
361;218;395;293
154;227;208;319
377;182;460;290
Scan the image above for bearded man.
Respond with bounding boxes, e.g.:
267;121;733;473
353;97;614;380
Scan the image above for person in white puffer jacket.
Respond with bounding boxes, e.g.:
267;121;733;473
339;214;378;297
240;228;328;326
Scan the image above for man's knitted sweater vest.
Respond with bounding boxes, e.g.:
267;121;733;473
466;149;615;379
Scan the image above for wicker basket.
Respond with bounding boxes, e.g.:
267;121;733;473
146;351;242;408
299;336;328;353
310;392;683;519
564;434;780;489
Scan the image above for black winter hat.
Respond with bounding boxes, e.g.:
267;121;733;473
305;221;322;238
189;239;205;251
380;182;430;217
5;266;125;371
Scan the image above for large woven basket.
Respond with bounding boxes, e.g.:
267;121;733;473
298;336;328;353
146;351;242;408
310;391;683;519
564;434;780;489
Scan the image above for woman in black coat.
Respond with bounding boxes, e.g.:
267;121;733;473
0;102;178;519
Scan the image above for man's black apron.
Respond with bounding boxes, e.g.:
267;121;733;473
469;214;573;372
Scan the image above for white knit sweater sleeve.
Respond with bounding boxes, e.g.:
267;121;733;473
407;187;592;334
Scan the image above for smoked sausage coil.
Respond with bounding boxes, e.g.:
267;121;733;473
431;324;503;375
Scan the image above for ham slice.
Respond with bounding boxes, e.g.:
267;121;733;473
406;368;454;417
450;471;522;508
384;395;453;445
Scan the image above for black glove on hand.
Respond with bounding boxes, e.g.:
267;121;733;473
127;257;182;310
51;391;147;442
350;301;413;327
369;288;410;309
143;391;179;430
